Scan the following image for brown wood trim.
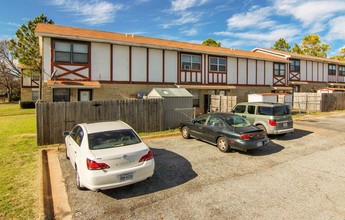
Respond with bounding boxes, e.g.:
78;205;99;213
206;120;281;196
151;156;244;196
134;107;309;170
204;54;207;84
236;58;239;84
246;58;248;85
146;48;149;83
129;46;132;83
264;61;266;85
177;52;180;83
54;65;89;79
162;50;165;83
316;62;320;81
110;45;113;82
322;63;324;82
52;62;89;67
51;39;54;75
99;81;175;85
201;54;203;84
88;42;91;79
312;61;314;81
306;61;308;80
51;39;92;78
273;76;286;85
255;60;258;85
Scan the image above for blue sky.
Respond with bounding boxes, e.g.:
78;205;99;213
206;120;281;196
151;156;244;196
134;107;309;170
0;0;345;56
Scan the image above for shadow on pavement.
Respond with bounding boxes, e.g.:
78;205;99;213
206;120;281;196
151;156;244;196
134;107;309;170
240;141;284;156
269;128;313;141
102;148;198;199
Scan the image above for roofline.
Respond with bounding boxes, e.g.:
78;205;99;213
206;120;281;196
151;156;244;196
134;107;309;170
35;24;289;63
253;47;345;65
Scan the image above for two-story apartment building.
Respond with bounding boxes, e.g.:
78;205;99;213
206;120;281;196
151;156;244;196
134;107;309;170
252;48;345;93
32;24;297;113
31;24;345;113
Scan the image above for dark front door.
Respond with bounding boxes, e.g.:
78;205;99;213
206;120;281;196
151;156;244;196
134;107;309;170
204;95;211;113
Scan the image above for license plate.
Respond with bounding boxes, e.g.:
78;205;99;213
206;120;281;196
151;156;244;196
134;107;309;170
283;122;288;127
257;142;263;147
120;173;133;181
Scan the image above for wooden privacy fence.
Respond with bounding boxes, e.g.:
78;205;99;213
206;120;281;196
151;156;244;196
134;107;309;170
210;95;237;113
293;93;322;112
321;93;345;112
293;92;345;112
36;99;164;146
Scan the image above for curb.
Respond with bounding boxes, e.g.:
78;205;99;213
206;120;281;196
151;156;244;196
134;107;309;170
40;148;72;220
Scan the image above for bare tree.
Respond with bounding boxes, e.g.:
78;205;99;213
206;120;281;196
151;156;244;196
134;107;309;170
0;40;21;102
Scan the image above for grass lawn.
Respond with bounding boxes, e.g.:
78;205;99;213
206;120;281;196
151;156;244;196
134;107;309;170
0;104;38;219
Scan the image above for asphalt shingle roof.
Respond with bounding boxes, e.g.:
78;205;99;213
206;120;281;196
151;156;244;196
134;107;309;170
35;23;289;63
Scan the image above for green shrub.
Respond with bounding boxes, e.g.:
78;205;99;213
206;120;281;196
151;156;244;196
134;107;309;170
20;101;36;109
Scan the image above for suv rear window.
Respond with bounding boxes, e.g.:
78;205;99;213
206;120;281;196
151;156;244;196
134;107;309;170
273;106;291;116
258;106;290;116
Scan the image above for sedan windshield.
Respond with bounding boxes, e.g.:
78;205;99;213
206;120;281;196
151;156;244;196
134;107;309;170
88;129;141;150
224;115;251;127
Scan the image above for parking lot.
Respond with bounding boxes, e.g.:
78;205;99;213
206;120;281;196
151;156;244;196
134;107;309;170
59;113;345;219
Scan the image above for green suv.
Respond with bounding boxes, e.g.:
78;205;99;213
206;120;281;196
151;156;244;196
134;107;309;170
232;102;294;135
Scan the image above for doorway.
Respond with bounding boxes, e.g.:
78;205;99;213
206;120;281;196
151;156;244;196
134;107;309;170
78;89;93;101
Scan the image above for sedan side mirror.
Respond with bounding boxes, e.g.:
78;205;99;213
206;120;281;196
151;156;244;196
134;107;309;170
62;131;70;137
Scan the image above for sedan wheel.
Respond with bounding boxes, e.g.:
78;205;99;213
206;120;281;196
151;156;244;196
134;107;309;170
181;126;191;139
217;137;229;152
76;166;86;190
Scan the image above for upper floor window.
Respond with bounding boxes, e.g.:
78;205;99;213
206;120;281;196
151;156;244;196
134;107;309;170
274;63;286;76
290;59;300;72
339;66;345;76
54;41;89;64
328;64;336;75
209;57;226;72
181;54;201;71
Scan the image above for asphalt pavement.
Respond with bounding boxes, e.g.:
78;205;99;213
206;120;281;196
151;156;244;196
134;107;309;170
42;112;345;219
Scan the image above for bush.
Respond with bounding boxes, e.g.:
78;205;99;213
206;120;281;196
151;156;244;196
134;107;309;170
20;101;36;109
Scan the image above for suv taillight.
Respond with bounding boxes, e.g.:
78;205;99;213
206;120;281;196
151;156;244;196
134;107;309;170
139;150;153;162
269;119;277;126
87;159;110;170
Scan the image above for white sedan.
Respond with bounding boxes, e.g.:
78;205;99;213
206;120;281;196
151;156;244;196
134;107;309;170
63;121;155;191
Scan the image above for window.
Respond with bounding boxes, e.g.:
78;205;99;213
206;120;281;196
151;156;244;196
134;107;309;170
207;116;223;127
53;88;70;102
54;41;89;64
88;129;141;150
191;90;199;107
339;66;345;76
290;59;300;72
329;64;336;75
71;126;84;146
274;63;286;76
248;105;255;114
258;107;272;115
234;105;246;113
32;90;39;101
293;85;300;93
194;115;208;125
181;54;201;71
209;57;226;72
